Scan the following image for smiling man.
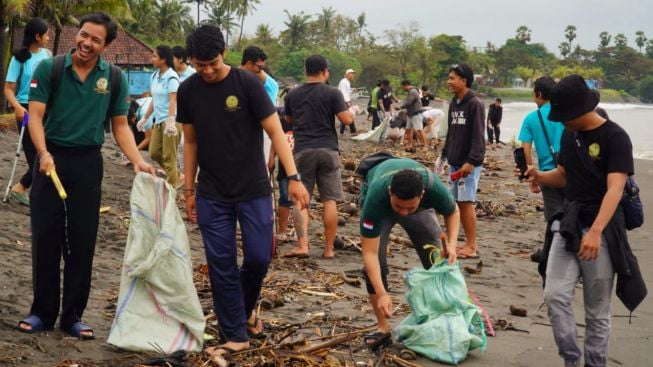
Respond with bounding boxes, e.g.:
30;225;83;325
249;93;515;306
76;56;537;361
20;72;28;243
358;156;460;346
19;12;154;340
177;25;309;358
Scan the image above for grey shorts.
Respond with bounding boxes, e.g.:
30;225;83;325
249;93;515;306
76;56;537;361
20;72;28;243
294;148;343;201
406;113;424;130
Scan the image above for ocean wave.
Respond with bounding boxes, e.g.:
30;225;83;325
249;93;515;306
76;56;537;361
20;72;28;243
598;103;653;110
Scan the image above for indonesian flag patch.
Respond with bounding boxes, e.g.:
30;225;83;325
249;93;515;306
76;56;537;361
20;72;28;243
30;79;38;88
363;219;374;230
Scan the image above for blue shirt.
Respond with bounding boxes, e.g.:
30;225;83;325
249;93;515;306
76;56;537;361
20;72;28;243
518;103;565;171
5;48;51;104
263;74;279;104
150;68;180;123
178;65;195;82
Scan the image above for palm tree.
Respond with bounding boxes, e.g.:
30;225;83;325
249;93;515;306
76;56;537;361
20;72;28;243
515;25;531;44
281;10;311;51
598;31;611;49
614;33;628;48
206;1;238;44
125;0;157;35
559;41;571;58
155;0;193;42
254;23;273;44
635;31;647;53
564;25;576;50
356;12;366;38
235;0;259;46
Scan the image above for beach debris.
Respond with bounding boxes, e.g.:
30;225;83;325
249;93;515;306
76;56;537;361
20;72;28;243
388;234;412;247
343;158;357;171
509;304;528;317
337;216;346;226
334;236;345;249
99;206;111;213
340;202;359;216
463;260;483;275
340;271;362;287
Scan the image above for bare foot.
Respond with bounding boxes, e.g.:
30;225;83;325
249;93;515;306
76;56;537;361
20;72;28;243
284;247;309;258
323;247;335;259
205;341;249;357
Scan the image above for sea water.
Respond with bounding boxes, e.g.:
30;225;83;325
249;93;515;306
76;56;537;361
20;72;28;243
499;102;653;160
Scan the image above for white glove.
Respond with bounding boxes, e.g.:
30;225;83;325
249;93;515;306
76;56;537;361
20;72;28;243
136;118;147;132
164;122;178;137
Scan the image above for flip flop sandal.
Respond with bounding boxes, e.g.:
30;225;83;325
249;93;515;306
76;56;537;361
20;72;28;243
10;191;30;206
247;314;267;340
363;331;392;351
65;321;95;340
16;315;51;334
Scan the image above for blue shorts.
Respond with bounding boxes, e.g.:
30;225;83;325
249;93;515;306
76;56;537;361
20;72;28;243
449;165;482;202
277;177;291;207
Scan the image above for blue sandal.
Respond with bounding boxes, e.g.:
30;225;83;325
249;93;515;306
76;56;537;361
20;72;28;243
16;315;50;334
65;321;95;340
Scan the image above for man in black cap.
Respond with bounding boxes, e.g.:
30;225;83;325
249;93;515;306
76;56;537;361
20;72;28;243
526;74;646;367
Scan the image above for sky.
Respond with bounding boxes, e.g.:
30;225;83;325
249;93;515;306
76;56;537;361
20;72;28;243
196;0;653;55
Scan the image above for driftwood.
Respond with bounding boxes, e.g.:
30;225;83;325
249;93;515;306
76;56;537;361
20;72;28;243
298;332;358;354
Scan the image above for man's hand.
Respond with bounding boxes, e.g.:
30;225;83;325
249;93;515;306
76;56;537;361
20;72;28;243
185;194;197;224
460;162;474;177
132;160;156;175
136;118;148;132
164;121;178;137
524;165;539;183
530;180;541;193
38;151;54;175
15;106;27;122
578;228;601;261
288;180;309;209
376;293;393;318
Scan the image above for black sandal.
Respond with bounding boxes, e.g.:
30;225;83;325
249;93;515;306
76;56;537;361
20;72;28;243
363;331;392;351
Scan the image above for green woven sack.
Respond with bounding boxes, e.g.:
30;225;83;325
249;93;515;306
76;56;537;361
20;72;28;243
395;259;486;365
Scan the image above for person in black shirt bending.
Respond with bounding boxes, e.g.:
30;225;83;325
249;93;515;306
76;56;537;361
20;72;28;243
487;98;502;147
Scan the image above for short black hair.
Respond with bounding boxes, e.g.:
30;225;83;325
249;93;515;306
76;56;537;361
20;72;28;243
186;24;225;61
381;79;390;86
449;63;474;88
376;80;382;87
533;76;556;100
155;45;174;68
305;54;328;76
400;80;412;86
79;12;118;45
390;170;424;199
495;98;502;103
172;45;189;63
241;45;267;65
421;85;429;91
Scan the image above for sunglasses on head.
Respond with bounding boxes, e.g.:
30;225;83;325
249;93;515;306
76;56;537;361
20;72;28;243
450;64;465;74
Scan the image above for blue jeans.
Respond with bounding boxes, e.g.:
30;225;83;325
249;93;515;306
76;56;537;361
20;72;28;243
196;194;273;342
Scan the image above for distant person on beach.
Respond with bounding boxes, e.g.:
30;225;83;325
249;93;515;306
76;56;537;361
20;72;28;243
4;18;51;206
358;157;460;346
422;107;445;147
526;75;646;367
420;84;436;107
369;80;382;129
399;80;425;153
338;68;357;135
377;79;398;120
443;64;485;259
178;24;309;358
283;54;354;259
239;45;279;166
172;45;195;82
517;76;565;262
19;12;154;339
487;98;503;147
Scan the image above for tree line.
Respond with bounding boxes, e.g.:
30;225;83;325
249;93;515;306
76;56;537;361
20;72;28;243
3;1;653;112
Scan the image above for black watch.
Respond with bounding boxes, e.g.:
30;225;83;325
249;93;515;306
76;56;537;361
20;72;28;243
287;173;302;182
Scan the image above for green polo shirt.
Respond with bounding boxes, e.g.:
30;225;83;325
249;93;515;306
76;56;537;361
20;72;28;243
359;158;456;238
29;51;129;147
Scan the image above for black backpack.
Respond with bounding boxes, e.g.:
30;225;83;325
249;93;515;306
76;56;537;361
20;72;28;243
49;54;122;133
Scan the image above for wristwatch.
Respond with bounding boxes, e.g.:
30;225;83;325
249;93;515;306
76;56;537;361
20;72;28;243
287;173;302;182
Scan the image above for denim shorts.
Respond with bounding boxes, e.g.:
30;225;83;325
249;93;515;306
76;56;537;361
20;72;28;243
449;165;482;202
277;177;291;207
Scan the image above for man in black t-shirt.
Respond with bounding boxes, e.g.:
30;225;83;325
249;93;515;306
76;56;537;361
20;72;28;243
377;79;398;119
177;25;309;358
283;54;354;259
526;75;643;367
487;98;503;146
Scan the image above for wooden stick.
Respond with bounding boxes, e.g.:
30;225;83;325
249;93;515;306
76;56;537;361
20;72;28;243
385;353;422;367
298;289;339;297
297;333;358;354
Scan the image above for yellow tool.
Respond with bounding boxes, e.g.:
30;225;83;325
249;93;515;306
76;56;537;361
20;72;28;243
49;168;68;200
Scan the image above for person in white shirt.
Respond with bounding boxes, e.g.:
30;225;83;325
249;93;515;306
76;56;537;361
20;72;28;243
422;108;444;146
338;69;357;135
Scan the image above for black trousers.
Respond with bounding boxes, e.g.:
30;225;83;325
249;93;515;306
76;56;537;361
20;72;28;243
29;145;103;330
17;103;36;188
487;122;500;144
370;108;381;129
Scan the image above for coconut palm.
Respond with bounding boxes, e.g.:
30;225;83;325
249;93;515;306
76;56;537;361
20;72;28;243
235;0;260;46
155;0;193;42
206;1;238;45
564;25;577;50
515;25;531;44
281;10;311;51
635;31;647;53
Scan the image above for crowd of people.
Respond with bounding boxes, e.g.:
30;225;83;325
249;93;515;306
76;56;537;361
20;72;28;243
4;11;645;367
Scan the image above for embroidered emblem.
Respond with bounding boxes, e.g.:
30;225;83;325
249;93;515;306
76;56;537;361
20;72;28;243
362;219;374;230
588;143;600;159
95;77;109;94
225;95;239;111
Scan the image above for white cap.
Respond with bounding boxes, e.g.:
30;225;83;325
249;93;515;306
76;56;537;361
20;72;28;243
345;68;355;75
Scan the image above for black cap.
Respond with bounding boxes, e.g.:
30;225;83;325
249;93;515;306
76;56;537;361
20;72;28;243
548;74;599;122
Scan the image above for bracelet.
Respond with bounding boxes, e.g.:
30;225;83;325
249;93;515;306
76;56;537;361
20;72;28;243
38;150;51;159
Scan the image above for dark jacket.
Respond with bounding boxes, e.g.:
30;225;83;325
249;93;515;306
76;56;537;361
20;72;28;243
488;103;502;124
443;91;486;166
538;202;647;313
